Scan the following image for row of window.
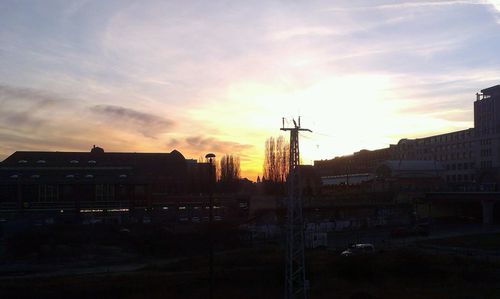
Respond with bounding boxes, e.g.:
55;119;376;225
18;160;97;164
479;139;492;145
403;151;473;161
480;160;493;169
480;148;492;157
415;143;473;154
419;131;471;144
445;162;475;171
434;152;472;161
446;174;475;182
8;174;128;179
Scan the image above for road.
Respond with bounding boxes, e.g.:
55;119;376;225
327;223;500;251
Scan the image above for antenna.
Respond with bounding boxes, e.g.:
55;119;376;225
281;117;312;299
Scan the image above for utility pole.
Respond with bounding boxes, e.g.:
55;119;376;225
281;117;311;299
205;153;216;299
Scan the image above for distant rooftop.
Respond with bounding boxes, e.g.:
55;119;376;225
0;146;186;169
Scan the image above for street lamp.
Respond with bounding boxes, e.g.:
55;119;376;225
205;153;216;299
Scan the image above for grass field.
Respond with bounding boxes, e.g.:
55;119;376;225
419;233;500;251
1;247;499;299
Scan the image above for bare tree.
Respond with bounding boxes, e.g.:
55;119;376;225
263;136;289;183
276;136;289;183
263;137;276;182
219;154;240;183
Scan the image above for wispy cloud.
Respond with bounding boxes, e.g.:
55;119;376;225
185;136;253;153
489;0;500;9
269;26;339;41
0;84;67;107
327;1;492;11
89;105;174;138
0;84;72;131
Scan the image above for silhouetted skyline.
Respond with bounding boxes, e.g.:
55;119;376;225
1;1;500;179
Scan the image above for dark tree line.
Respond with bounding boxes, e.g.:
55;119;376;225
218;154;241;193
262;136;289;194
219;154;240;183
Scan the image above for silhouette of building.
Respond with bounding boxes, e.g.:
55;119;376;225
0;146;246;225
315;85;500;191
374;160;445;192
393;128;476;188
315;147;395;187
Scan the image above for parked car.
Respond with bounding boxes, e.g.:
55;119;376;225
340;243;375;256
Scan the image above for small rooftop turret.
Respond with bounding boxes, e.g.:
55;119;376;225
90;145;104;154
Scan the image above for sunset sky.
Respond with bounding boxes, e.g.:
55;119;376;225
1;0;500;180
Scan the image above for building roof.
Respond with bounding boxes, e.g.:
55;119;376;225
0;147;187;182
1;148;185;168
481;85;500;95
378;160;444;178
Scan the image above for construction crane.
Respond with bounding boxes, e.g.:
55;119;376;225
281;117;311;299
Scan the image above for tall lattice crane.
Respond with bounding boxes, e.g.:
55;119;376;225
281;117;311;299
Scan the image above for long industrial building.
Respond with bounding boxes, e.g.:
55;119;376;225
0;146;247;225
315;85;500;191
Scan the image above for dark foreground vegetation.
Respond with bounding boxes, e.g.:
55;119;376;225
1;226;500;299
419;233;500;251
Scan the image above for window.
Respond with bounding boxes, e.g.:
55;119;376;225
40;184;58;202
96;184;115;201
480;161;493;169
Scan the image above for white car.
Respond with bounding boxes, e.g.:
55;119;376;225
341;243;375;256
